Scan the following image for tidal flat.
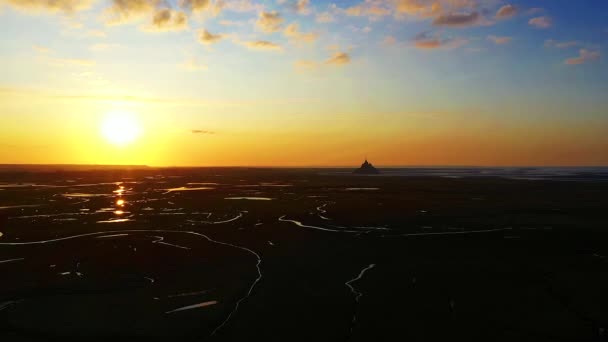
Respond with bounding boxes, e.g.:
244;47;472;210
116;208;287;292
0;167;607;341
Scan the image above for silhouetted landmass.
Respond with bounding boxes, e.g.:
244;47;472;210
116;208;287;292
353;159;380;174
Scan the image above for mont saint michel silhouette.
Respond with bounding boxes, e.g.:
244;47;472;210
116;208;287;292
353;158;380;174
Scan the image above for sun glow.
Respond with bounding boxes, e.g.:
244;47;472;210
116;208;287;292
101;111;142;147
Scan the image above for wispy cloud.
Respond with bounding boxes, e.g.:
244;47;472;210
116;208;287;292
325;52;350;65
180;0;211;13
544;39;579;49
284;22;318;43
382;35;397;46
565;49;600;65
413;31;468;50
487;35;512;45
394;0;441;17
496;4;517;19
240;40;282;51
103;0;157;26
192;129;214;134
143;9;188;32
344;2;390;19
295;0;311;15
198;29;223;44
221;0;261;12
294;60;318;71
349;25;372;33
2;0;93;13
89;43;120;51
256;11;284;33
315;11;334;23
432;12;480;28
529;16;552;29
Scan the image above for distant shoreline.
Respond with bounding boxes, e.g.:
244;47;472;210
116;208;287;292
0;164;607;182
0;164;151;172
1;164;607;171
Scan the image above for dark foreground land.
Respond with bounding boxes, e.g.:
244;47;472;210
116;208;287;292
0;167;607;341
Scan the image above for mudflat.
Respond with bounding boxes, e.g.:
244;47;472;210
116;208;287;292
0;167;607;341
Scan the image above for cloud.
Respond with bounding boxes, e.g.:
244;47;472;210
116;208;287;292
345;3;390;19
395;0;441;17
89;43;120;51
487;35;512;45
103;0;157;25
389;1;506;26
192;130;214;134
414;39;441;49
325;52;350;65
1;0;93;13
432;11;480;28
221;0;261;12
344;5;361;15
382;35;397;45
198;29;223;44
210;0;224;15
241;40;282;51
348;25;371;33
180;0;225;15
316;11;334;23
143;9;188;32
544;39;579;49
256;11;284;33
294;60;318;71
495;4;517;19
394;0;489;19
529;16;552;29
295;0;311;15
180;0;210;12
284;23;318;43
565;49;600;65
413;31;468;50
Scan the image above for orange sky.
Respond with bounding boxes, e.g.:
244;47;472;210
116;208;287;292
0;89;606;166
1;0;607;166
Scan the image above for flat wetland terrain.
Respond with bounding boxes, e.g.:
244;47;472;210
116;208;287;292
0;167;607;341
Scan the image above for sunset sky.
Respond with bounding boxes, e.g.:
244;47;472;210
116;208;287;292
0;0;607;166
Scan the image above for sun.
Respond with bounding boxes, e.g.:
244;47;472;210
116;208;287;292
101;111;142;147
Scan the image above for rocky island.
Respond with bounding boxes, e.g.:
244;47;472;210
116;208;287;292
353;159;380;174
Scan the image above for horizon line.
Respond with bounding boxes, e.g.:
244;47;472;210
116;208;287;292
1;163;607;169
